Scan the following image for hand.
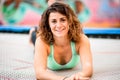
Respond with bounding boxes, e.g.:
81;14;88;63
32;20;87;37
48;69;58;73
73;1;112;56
65;73;90;80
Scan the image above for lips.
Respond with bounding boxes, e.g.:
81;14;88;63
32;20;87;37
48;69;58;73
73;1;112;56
56;28;65;33
56;27;65;31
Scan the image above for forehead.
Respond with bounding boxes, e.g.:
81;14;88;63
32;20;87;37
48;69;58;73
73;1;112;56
49;12;66;19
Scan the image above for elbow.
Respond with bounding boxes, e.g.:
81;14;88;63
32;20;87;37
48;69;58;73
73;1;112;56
89;69;93;77
90;64;93;77
35;71;45;80
85;69;93;78
82;64;93;77
87;65;93;77
35;72;41;80
88;67;93;78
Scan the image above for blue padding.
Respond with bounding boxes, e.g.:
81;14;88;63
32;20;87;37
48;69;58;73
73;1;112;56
83;28;120;35
0;25;30;33
0;25;120;34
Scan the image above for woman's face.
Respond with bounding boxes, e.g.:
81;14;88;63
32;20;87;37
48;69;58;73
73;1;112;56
49;12;69;38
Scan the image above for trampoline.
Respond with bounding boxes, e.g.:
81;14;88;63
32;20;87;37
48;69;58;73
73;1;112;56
0;26;120;80
0;25;120;38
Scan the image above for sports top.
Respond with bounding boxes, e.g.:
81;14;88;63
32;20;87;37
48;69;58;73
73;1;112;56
47;41;80;70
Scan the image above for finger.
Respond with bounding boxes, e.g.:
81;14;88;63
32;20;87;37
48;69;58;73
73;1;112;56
79;76;90;80
69;75;75;80
74;74;79;80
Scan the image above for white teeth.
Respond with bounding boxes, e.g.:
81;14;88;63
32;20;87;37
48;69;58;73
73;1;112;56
56;30;62;32
56;31;61;32
56;28;64;32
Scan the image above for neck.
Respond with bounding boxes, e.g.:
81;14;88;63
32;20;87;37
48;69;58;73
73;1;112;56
54;36;70;47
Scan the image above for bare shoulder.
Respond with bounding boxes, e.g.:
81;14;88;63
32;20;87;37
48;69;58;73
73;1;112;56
80;34;90;43
35;37;49;46
35;37;45;46
35;37;50;55
77;34;90;46
76;34;90;52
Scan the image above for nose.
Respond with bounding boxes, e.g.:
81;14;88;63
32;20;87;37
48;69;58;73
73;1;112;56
56;21;61;29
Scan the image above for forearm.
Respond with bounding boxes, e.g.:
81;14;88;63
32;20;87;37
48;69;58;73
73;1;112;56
80;67;93;77
36;70;65;80
67;70;92;80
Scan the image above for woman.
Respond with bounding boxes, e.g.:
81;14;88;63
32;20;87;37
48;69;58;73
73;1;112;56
34;2;93;80
29;0;90;46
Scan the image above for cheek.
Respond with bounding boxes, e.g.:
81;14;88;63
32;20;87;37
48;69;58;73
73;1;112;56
65;23;69;30
49;24;55;30
49;22;53;29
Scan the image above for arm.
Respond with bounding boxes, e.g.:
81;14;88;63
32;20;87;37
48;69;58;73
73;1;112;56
67;34;93;80
34;37;65;80
79;34;93;77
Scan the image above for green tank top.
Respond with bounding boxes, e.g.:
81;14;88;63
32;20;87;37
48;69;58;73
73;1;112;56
47;41;80;70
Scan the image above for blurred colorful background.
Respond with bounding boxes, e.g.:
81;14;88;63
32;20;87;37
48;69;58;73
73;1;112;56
0;1;120;79
0;0;120;28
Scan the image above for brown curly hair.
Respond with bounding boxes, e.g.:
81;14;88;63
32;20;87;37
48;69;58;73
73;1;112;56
37;2;83;44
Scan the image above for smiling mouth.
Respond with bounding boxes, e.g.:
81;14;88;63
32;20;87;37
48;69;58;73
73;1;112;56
56;29;64;32
56;28;65;32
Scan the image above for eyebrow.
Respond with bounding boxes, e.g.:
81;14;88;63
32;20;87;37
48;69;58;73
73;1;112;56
50;16;67;20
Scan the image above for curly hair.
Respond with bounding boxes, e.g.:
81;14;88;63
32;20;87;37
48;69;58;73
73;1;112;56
37;2;83;44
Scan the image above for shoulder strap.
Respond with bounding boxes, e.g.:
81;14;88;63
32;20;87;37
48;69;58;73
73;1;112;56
71;41;77;55
50;44;54;56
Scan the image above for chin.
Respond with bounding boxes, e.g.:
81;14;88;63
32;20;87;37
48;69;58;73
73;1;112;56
54;31;68;37
55;34;67;38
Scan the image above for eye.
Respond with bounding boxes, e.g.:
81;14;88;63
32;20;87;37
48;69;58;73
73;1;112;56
51;20;57;23
61;18;66;22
